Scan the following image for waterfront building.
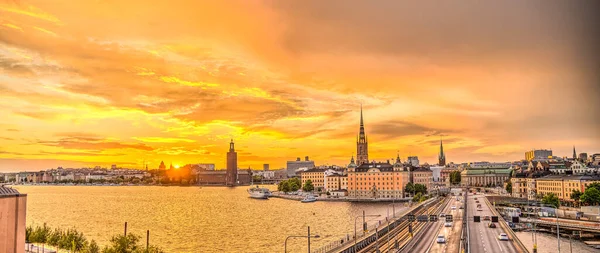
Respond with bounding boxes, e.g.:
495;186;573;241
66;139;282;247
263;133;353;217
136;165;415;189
356;106;369;166
300;168;326;191
195;140;251;186
460;164;512;187
536;174;600;201
286;156;315;177
525;149;553;161
347;155;410;199
413;167;433;192
196;164;215;171
159;161;166;171
438;139;446;166
407;156;419;167
0;186;26;253
324;170;348;192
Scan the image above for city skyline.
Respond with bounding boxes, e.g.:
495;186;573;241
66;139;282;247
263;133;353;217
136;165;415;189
1;1;599;171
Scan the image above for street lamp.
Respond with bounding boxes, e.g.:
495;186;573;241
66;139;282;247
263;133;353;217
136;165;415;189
354;212;381;253
284;226;320;253
533;203;560;253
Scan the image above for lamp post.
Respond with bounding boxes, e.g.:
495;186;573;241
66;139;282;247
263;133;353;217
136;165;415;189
284;226;320;253
354;213;381;253
535;203;560;253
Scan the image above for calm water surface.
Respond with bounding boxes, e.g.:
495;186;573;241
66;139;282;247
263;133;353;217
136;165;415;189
15;186;402;253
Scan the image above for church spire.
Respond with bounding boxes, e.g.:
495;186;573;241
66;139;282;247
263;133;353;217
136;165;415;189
438;136;446;166
573;145;577;160
356;104;368;166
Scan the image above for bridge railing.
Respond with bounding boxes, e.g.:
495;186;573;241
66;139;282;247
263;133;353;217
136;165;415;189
520;218;600;231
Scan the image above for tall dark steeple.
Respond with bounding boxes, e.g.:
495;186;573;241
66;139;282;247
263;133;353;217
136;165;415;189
438;137;446;166
356;105;369;166
226;139;238;186
573;146;577;160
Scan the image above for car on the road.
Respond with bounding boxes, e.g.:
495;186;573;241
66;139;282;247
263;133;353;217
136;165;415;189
483;216;490;220
498;233;509;241
445;221;452;227
459;206;464;209
436;235;446;243
488;222;496;228
477;208;483;211
451;206;456;210
439;213;446;217
474;197;478;200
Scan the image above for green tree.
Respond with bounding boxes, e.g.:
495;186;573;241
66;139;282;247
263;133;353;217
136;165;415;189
102;234;140;253
303;180;314;192
414;184;427;195
289;178;301;191
405;182;415;196
450;171;461;185
581;187;600;206
280;181;291;193
587;182;600;192
571;189;583;201
412;192;423;202
542;193;560;208
505;181;512;194
86;240;100;253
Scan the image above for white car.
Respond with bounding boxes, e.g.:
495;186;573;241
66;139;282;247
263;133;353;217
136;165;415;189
451;206;456;210
498;233;509;241
444;222;452;227
436;235;446;243
439;213;446;217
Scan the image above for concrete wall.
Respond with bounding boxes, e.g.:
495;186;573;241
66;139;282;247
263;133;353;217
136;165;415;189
0;194;26;253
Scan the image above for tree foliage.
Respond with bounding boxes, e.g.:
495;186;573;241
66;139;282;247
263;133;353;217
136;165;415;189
449;171;461;185
303;180;314;192
25;225;164;253
505;181;512;194
571;189;583;201
587;182;600;192
405;182;414;195
581;187;600;206
542;193;560;208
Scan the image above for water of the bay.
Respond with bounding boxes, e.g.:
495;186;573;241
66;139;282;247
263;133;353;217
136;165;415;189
15;185;404;253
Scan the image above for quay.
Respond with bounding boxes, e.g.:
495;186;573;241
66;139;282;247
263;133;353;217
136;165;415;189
270;192;413;203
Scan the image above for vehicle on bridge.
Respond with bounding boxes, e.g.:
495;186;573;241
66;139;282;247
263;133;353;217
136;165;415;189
445;221;452;227
498;233;509;241
436;235;446;243
488;222;496;228
483;215;490;221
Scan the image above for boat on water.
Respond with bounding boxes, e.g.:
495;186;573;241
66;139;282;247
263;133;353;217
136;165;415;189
248;187;271;199
301;195;317;203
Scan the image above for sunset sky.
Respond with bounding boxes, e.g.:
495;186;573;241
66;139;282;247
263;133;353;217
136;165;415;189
1;0;599;171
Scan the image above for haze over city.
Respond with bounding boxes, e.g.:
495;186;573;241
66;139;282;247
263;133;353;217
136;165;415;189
1;0;599;171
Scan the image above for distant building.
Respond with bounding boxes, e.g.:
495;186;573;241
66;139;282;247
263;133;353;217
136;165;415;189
300;168;326;191
536;174;600;201
111;164;117;170
438;139;446;166
413;167;433;192
158;161;166;171
263;164;269;171
0;186;26;253
347;155;411;199
226;139;238;185
525;149;553;161
196;164;215;171
429;165;444;182
286;156;315;177
407;156;419;167
460;164;512;187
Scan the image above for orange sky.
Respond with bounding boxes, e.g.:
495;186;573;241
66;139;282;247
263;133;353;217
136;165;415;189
1;0;599;171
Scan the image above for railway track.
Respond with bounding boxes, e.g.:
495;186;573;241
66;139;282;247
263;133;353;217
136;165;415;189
339;197;449;253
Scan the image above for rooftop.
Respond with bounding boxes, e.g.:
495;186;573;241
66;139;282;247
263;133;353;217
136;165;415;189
537;174;600;181
0;186;24;197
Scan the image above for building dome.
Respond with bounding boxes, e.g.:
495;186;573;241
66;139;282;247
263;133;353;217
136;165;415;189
393;153;402;169
348;156;357;168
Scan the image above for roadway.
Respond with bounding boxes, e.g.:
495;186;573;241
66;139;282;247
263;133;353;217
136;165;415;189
467;193;518;253
425;196;464;253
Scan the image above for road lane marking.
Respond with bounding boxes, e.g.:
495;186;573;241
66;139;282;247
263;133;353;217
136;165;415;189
495;238;503;252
